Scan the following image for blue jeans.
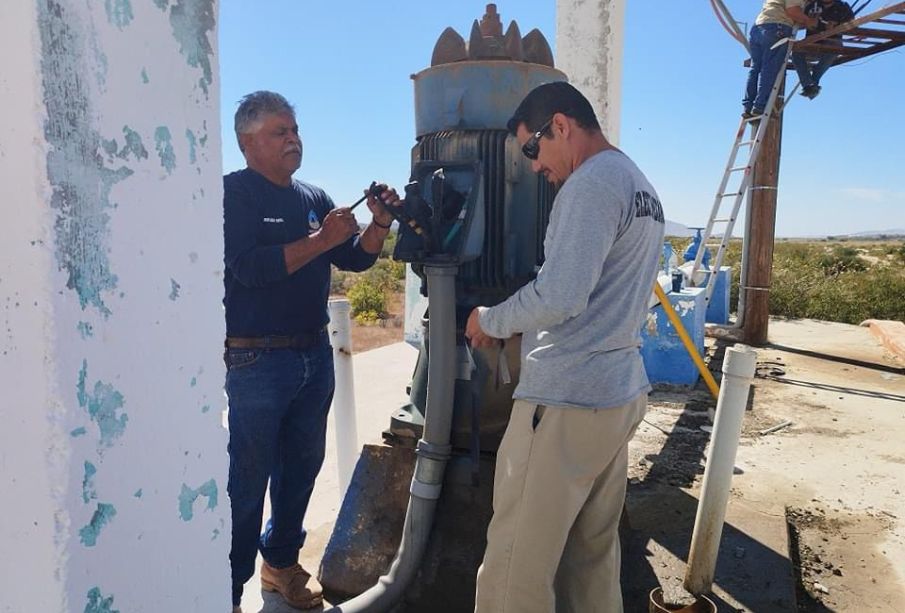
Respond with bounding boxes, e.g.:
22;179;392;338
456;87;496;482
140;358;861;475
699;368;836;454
226;336;334;605
792;38;842;87
744;23;793;112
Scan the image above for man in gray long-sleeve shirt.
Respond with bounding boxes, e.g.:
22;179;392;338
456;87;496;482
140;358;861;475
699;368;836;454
466;82;665;613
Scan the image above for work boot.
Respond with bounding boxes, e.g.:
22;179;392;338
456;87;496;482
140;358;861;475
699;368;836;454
233;607;242;613
260;561;324;610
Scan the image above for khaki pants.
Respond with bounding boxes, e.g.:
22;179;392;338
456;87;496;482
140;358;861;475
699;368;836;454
474;394;647;613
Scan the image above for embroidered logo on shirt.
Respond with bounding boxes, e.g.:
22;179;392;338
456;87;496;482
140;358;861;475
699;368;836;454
308;210;321;231
262;217;284;223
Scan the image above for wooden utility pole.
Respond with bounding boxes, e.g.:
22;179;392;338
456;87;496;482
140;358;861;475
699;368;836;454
742;79;785;346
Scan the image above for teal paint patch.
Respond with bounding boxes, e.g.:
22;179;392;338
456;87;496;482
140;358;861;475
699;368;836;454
201;404;210;413
101;139;118;157
88;36;109;91
199;131;208;148
168;0;215;96
154;127;176;173
85;587;120;613
118;126;149;161
77;360;128;447
77;321;94;338
77;360;88;407
211;528;219;540
82;461;98;504
190;376;197;387
178;479;218;521
134;488;143;498
185;129;198;164
70;427;87;437
154;0;169;9
169;278;181;301
104;0;134;29
38;2;132;318
140;67;149;84
79;503;116;547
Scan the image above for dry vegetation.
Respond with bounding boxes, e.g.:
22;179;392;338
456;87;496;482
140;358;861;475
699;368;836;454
669;237;905;324
331;232;406;354
338;236;905;354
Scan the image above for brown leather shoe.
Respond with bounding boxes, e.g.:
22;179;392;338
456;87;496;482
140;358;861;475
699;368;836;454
260;561;323;610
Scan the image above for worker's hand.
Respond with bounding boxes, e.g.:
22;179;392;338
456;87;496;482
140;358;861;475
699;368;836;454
465;307;497;349
366;182;400;228
316;207;359;249
807;16;820;30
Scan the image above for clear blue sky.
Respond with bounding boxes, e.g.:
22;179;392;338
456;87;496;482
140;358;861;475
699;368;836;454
219;1;904;238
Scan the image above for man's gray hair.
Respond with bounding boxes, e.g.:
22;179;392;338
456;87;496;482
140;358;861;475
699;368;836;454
234;91;295;141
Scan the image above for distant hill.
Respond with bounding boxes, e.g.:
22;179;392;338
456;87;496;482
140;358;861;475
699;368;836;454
665;220;694;237
841;229;905;238
789;229;905;240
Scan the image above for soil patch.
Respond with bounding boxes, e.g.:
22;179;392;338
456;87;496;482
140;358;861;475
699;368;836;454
787;506;901;612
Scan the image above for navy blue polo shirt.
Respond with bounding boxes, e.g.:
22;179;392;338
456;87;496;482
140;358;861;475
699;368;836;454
223;168;377;337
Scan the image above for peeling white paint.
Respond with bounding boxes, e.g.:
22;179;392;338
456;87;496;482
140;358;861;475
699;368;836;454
1;1;228;610
556;0;625;145
645;311;658;336
676;299;696;317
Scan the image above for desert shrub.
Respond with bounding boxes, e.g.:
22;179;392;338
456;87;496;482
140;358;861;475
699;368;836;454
818;245;867;276
714;240;905;324
353;309;381;325
887;242;905;264
367;258;405;292
350;258;404;319
347;276;387;323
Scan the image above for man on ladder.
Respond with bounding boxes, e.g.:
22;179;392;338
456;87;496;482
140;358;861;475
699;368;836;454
742;0;818;118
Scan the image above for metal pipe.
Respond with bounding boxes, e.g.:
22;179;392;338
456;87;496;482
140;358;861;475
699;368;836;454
328;299;359;497
328;265;457;613
684;344;757;595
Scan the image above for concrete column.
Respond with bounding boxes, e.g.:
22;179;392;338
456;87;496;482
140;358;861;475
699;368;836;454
0;1;229;611
556;0;626;145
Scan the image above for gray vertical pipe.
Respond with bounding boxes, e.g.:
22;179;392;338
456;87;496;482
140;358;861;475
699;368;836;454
329;265;457;613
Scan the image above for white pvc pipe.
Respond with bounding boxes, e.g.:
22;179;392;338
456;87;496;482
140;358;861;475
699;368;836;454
328;299;359;497
684;343;757;596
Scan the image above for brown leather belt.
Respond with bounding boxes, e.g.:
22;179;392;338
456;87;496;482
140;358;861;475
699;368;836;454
225;328;326;350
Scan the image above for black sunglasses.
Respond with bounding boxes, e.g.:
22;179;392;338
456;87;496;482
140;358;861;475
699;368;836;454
521;117;554;160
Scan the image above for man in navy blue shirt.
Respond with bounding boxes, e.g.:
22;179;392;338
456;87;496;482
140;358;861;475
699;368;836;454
224;91;396;612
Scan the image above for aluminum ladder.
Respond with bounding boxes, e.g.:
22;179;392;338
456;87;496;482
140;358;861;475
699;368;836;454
690;39;798;305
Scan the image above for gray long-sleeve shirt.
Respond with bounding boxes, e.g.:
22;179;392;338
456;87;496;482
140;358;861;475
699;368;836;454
479;149;665;409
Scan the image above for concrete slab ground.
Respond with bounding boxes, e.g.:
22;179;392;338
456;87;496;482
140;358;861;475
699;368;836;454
240;317;905;612
626;318;905;612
